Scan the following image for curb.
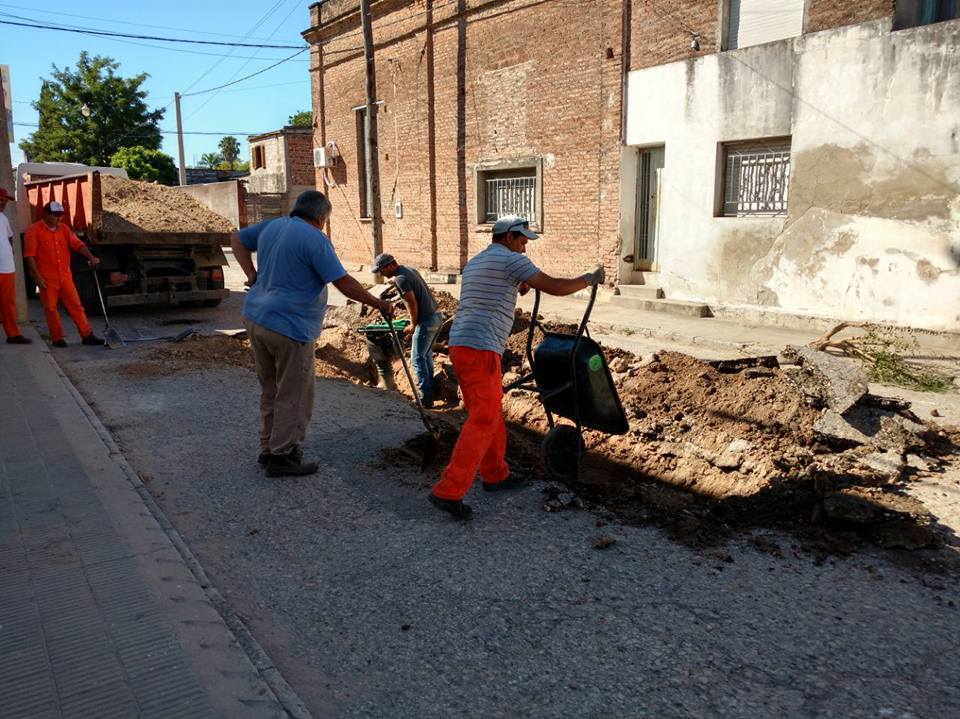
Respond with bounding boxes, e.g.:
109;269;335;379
43;339;312;719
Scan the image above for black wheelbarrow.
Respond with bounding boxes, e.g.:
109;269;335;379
503;285;629;481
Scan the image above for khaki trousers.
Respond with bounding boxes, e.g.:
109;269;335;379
245;320;316;455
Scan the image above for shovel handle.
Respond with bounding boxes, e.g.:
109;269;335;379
382;313;433;426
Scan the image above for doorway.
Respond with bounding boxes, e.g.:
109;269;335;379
634;146;664;271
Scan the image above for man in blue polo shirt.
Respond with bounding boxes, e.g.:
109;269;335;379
231;190;394;478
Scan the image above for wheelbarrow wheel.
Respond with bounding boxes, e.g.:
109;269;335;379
542;425;585;482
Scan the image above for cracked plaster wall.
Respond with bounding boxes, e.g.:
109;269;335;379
624;19;960;331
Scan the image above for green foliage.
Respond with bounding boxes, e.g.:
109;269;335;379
110;146;177;185
218;136;241;169
20;52;163;165
198;152;222;169
288;110;313;127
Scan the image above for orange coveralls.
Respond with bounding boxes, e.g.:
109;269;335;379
432;345;510;500
23;221;92;342
0;273;20;338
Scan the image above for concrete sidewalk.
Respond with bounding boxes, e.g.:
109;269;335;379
0;328;306;718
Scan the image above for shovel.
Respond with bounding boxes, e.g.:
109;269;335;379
91;268;124;347
384;313;440;471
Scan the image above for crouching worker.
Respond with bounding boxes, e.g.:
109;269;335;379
429;215;606;520
372;253;443;406
231;190;394;478
24;201;104;347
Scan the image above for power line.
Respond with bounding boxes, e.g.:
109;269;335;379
0;14;306;48
183;0;298;120
181;48;309;97
13;121;258;136
0;1;295;42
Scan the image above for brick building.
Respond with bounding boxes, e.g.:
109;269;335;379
304;0;624;278
245;126;316;223
305;1;959;330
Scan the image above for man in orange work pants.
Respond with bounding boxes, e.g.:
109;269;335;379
24;201;104;348
0;188;31;344
430;215;605;520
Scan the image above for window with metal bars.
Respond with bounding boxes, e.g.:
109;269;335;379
483;171;536;223
722;141;791;217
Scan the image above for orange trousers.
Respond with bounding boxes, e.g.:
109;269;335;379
38;279;91;342
0;273;21;338
432;346;510;500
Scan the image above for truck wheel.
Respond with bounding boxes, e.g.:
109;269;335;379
202;299;222;308
75;270;103;317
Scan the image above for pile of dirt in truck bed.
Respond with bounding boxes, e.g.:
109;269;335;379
100;174;234;234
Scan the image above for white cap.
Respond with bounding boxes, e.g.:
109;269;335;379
45;201;65;213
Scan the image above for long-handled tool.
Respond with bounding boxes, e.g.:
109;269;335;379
384;313;440;470
91;268;124;347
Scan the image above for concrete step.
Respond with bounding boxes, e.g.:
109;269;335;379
609;295;713;318
616;285;665;300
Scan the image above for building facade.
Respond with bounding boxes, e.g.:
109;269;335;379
245;126;316;223
621;0;960;331
305;0;959;330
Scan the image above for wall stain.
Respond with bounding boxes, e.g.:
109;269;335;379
916;258;943;284
789;143;958;222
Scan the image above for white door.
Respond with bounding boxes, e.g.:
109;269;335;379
635;147;664;271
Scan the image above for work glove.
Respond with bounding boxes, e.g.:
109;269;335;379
583;265;605;287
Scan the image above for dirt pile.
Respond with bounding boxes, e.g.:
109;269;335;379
143;334;255;373
100;175;234;234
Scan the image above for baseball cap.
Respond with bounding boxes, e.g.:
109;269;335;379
0;188;14;202
44;201;65;214
372;252;396;272
492;214;538;239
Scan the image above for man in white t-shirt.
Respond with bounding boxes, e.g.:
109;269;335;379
0;188;30;344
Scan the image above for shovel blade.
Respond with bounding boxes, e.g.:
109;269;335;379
104;328;125;347
420;431;441;472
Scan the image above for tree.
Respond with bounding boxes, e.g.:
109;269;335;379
20;52;164;166
198;152;222;169
218;136;240;170
288;110;312;128
110;146;177;185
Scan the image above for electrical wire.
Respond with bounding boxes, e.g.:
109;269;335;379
0;14;306;48
180;48;309;97
0;1;292;42
13;121;259;136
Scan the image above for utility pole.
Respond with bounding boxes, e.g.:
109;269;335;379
0;65;26;324
174;92;187;186
360;0;383;269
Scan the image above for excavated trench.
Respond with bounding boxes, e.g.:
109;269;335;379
138;293;959;555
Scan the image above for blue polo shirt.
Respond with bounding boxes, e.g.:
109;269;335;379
240;217;347;342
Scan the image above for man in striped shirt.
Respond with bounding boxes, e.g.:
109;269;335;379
430;215;605;519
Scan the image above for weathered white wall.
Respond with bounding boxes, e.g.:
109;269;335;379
175;181;243;229
624;18;960;331
247;136;287;194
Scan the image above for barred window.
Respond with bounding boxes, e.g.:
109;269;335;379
722;141;791;217
484;171;536;223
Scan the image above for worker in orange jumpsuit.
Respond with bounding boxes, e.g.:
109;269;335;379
1;187;30;344
24;201;104;347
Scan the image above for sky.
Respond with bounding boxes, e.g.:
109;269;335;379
2;0;315;167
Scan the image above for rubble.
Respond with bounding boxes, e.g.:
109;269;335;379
781;345;869;412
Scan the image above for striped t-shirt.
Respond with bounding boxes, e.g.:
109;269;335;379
449;243;540;354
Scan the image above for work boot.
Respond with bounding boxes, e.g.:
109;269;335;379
81;333;105;346
428;494;473;520
265;451;318;478
258;446;302;466
52;339;68;348
5;335;32;344
482;475;529;492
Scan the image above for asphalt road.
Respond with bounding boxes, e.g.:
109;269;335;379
39;268;960;719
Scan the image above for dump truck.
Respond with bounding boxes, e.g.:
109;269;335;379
17;164;230;314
